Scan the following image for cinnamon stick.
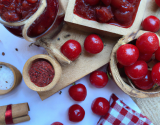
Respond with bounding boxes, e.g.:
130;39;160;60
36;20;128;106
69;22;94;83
0;103;30;125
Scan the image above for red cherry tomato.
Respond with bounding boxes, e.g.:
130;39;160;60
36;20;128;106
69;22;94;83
116;44;139;66
124;61;148;80
68;104;85;122
136;32;159;54
141;16;160;32
61;40;82;61
96;7;113;23
69;84;87;101
84;0;100;6
155;47;160;61
90;71;108;88
51;122;63;125
91;97;110;116
138;52;153;62
152;62;160;85
101;0;111;6
155;0;160;7
84;34;104;54
132;71;154;90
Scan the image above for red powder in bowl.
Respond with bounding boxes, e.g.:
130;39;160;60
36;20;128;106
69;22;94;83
29;59;55;87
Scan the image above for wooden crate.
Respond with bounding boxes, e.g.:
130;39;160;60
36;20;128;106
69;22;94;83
64;0;147;36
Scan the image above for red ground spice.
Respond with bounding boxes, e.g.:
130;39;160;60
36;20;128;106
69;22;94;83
29;59;55;87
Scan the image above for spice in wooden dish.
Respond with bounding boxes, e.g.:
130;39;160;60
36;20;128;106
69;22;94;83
29;59;55;87
0;65;14;90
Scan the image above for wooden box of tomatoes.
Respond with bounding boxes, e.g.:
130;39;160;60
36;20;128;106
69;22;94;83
65;0;147;36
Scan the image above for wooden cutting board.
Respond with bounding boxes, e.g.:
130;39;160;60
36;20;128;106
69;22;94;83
38;0;160;101
37;24;118;100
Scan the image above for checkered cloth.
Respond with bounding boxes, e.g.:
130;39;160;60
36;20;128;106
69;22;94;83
97;94;153;125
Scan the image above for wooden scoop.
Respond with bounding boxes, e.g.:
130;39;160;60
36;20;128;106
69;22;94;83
23;54;62;92
110;30;160;98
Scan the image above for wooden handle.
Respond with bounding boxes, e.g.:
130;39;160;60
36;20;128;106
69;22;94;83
35;39;71;65
22;0;47;42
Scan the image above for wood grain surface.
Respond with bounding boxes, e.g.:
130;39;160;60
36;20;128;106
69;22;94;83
38;24;118;100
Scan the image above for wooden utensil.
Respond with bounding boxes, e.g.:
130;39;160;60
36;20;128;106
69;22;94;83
23;54;62;92
110;30;160;98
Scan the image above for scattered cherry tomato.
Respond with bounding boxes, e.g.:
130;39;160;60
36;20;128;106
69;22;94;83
116;44;139;66
90;71;108;88
91;97;110;116
61;40;82;61
96;7;113;23
124;60;148;80
51;122;63;125
69;84;87;101
136;32;159;54
101;0;111;6
68;104;85;122
155;0;160;7
132;71;154;90
84;34;104;54
84;0;100;6
155;47;160;61
138;52;153;62
141;16;160;32
152;63;160;85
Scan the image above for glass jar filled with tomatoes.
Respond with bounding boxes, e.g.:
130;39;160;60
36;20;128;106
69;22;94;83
0;0;64;38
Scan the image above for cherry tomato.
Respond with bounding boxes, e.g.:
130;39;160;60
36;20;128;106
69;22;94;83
116;44;139;66
61;40;82;61
132;71;154;90
90;71;108;88
91;97;110;116
124;61;148;80
155;0;160;7
84;34;104;54
155;47;160;61
101;0;111;6
51;122;63;125
136;32;159;54
138;52;153;62
69;84;87;101
68;104;85;122
96;7;113;23
84;0;100;6
152;63;160;85
141;16;160;32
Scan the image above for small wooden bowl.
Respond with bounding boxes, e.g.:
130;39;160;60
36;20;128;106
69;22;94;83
0;62;22;95
23;54;62;92
110;30;160;98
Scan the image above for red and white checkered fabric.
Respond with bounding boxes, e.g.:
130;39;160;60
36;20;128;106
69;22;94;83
97;94;153;125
